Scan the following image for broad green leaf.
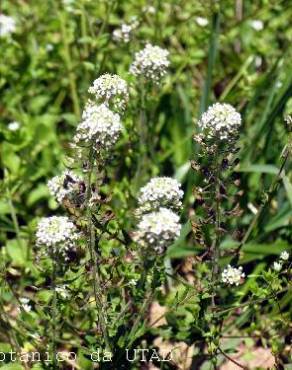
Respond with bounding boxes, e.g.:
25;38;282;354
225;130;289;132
6;239;27;266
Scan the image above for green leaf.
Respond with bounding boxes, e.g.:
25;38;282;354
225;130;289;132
26;184;49;207
167;222;193;258
0;364;24;370
282;176;292;207
238;164;279;174
6;239;27;266
239;240;289;263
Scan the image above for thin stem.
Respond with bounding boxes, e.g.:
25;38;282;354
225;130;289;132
217;347;247;369
211;150;221;307
235;150;290;256
58;8;81;118
85;147;111;351
134;83;147;190
126;261;158;349
80;5;89;58
199;9;220;114
214;287;289;316
96;0;116;39
6;187;22;250
51;260;58;369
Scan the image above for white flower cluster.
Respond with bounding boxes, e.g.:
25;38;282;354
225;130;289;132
137;177;184;215
133;208;181;254
36;216;79;260
130;43;170;83
221;265;245;286
74;103;123;150
0;14;16;37
273;251;289;271
47;170;82;204
88;73;129;112
198;103;241;140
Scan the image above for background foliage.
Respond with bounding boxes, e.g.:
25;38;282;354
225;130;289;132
0;0;291;369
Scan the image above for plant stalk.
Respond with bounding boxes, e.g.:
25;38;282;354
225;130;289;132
85;146;111;351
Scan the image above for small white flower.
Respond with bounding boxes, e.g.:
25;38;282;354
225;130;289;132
62;0;75;12
198;103;241;140
128;279;137;287
137;177;184;215
46;43;54;52
250;20;264;31
142;5;156;14
273;261;282;272
196;17;209;27
74;103;123;150
48;170;82;204
8;121;20;131
36;216;79;260
88;74;128;112
55;285;70;298
221;265;245;286
280;251;289;261
133;208;181;254
19;298;31;313
130;43;170;84
113;23;135;44
255;56;262;68
0;14;16;37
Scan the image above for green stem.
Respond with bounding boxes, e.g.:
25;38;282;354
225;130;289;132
211;151;221;307
199;9;220;115
51;260;58;369
235;149;290;256
80;6;89;58
134;84;147;190
96;0;116;39
126;262;157;349
7;192;22;250
85;147;111;351
58;9;81;118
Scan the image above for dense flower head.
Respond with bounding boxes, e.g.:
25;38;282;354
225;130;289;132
221;265;245;286
129;43;170;83
137;177;184;215
88;74;129;112
133;208;181;254
36;216;79;260
47;170;82;204
74;103;123;150
198;103;241;140
0;14;16;37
